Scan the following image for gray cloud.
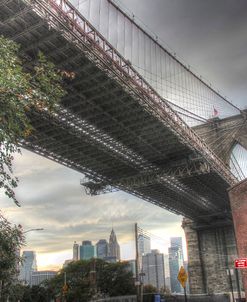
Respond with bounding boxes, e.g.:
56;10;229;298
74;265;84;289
2;149;183;265
120;0;247;107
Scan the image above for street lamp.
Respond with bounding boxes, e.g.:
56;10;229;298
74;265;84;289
23;228;44;234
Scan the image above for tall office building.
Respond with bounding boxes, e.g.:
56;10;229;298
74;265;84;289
142;249;165;290
168;245;183;293
19;251;37;285
170;237;184;261
108;229;120;261
31;271;57;286
73;241;79;261
127;259;136;278
138;233;151;256
80;241;96;260
164;254;171;290
96;239;108;259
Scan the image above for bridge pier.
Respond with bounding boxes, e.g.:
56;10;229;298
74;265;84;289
228;179;247;299
183;218;238;295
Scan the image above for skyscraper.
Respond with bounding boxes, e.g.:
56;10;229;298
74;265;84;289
80;241;96;260
19;251;37;285
127;259;136;278
164;254;171;290
73;241;79;261
96;239;108;259
138;233;151;256
170;237;184;261
142;249;165;290
108;229;120;261
31;271;57;286
169;245;183;293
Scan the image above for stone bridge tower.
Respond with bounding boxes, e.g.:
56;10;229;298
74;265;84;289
183;110;247;295
193;109;247;166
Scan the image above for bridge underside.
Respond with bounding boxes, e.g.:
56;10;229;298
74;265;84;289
0;0;235;223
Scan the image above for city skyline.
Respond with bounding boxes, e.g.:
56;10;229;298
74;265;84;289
1;148;185;270
1;0;246;271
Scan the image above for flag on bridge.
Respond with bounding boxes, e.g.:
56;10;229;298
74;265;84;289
213;107;219;117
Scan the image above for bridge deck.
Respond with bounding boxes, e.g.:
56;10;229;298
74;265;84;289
0;0;235;222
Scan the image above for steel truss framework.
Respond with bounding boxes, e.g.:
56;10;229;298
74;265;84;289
0;0;238;223
81;161;211;193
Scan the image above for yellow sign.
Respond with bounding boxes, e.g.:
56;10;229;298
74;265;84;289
177;266;188;288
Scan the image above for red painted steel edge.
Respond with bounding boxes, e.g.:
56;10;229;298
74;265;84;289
235;258;247;269
28;0;237;186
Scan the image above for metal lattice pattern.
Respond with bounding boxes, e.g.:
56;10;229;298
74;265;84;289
70;0;241;124
0;0;241;223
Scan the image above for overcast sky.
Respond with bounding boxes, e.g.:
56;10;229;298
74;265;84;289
1;0;247;270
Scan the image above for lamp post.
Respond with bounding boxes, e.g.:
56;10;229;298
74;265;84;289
23;228;44;234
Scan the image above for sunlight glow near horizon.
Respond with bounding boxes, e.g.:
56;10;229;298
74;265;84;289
27;225;187;271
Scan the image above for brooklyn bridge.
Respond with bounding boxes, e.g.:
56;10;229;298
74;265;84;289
1;0;247;296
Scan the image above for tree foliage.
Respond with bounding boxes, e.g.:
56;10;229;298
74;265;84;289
143;284;158;294
21;285;52;302
0;35;65;206
0;213;25;300
0;35;66;300
46;259;136;301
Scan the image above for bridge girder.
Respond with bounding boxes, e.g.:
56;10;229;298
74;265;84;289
81;160;211;194
1;0;241;222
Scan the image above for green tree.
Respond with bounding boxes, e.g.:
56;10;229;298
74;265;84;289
97;260;136;297
0;35;66;300
21;285;52;302
0;214;24;300
0;35;65;206
160;285;171;295
143;284;157;294
48;260;92;301
46;259;136;301
4;283;26;302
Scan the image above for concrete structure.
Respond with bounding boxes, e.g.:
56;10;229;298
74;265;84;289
31;270;57;286
228;179;247;298
142;249;165;290
80;241;96;260
169;245;183;293
183;260;190;293
96;239;108;259
182;219;238;295
19;251;37;285
73;241;79;261
164;254;171;290
108;229;120;261
63;259;73;268
138;234;151;256
194;112;247;166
